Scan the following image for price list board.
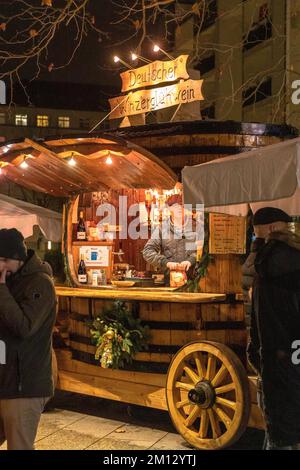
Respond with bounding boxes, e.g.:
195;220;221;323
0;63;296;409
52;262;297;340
209;213;246;254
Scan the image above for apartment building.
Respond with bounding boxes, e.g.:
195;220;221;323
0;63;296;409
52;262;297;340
0;81;111;142
172;0;300;130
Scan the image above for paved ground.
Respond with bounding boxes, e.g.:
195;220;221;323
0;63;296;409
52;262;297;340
0;391;264;450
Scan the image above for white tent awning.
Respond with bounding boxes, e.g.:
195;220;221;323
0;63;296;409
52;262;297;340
182;137;300;216
0;194;62;241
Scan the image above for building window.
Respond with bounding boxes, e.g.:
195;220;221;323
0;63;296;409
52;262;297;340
15;114;27;126
194;54;215;75
243;18;272;51
0;112;5;124
194;0;217;34
79;118;90;129
242;78;272;107
58;116;70;128
37;115;49;127
202;104;215;119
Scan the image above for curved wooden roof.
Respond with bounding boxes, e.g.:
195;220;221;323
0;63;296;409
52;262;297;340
0;135;177;197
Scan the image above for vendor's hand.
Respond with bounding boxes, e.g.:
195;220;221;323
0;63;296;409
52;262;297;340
180;261;192;272
166;262;179;271
0;269;7;284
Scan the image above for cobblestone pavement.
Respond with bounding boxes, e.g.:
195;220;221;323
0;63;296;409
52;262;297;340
0;391;264;450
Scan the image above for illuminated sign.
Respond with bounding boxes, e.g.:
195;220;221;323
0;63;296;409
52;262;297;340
110;54;204;124
120;55;189;92
109;79;203;120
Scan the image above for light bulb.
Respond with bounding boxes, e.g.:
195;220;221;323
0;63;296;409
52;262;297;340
131;53;138;61
20;160;29;169
113;55;120;63
153;45;160;52
106;156;113;165
68;156;76;166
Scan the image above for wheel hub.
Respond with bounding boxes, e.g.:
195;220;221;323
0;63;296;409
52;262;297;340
188;380;216;409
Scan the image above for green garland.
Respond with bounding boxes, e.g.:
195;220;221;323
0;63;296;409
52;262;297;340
180;213;213;293
89;301;150;369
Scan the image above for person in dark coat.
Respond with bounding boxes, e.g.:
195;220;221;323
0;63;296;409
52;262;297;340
248;207;300;449
0;228;57;450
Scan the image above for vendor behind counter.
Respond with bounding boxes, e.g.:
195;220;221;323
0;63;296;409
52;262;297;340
142;194;197;286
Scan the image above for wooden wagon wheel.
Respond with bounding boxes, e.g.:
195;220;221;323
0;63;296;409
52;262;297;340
166;341;250;450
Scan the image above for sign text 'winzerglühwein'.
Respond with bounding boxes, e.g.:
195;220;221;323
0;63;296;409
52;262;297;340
109;79;203;120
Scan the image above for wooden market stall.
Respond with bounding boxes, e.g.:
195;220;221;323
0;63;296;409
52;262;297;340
0;123;296;450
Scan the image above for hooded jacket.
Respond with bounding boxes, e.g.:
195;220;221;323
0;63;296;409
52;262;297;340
0;250;57;399
249;230;300;446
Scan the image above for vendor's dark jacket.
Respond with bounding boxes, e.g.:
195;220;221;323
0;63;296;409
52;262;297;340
0;250;57;399
248;230;300;446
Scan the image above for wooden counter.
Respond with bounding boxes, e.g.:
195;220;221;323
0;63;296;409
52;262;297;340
55;286;226;303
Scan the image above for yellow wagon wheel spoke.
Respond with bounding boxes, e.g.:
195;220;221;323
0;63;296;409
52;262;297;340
205;354;216;381
207;408;222;439
183;365;200;384
215;382;236;395
184;405;201;428
211;364;228;388
194;353;206;380
216;396;237;411
176;398;190;409
213;405;233;430
175;381;193;392
199;409;209;438
166;341;251;450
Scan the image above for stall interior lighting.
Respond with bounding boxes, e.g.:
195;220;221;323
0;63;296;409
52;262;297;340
106;155;113;165
20;157;29;169
67;154;76;166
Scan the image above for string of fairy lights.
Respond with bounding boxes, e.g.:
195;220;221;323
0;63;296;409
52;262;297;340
0;149;114;174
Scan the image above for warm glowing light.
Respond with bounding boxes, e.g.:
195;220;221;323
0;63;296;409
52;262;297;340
152;44;174;60
47;241;52;250
113;55;120;63
131;53;138;61
68;156;76;166
106;156;113;165
0;167;2;175
20;159;29;169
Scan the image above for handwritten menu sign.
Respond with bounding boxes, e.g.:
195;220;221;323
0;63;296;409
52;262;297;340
209;214;246;254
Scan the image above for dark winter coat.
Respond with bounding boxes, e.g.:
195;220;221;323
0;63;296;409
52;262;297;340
249;230;300;446
0;250;57;399
242;238;265;310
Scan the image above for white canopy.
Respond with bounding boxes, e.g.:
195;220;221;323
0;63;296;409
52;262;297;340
182;136;300;216
0;193;62;241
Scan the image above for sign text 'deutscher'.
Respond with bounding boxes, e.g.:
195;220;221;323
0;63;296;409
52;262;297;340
121;55;189;93
109;79;203;120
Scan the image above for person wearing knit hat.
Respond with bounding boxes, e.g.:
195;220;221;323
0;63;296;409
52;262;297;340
0;227;57;450
0;228;28;259
246;207;300;449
